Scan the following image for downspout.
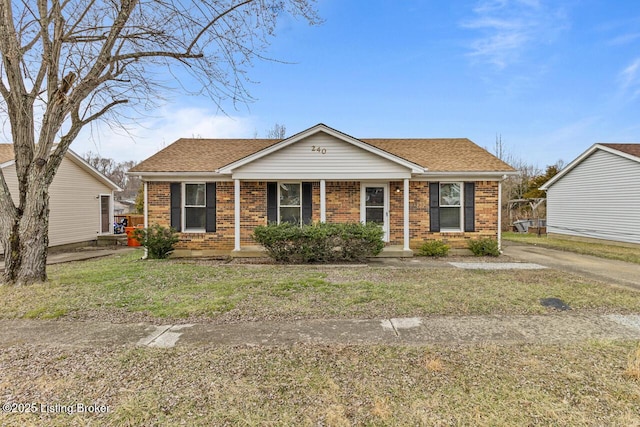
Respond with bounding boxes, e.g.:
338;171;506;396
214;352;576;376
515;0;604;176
498;175;506;252
142;180;148;259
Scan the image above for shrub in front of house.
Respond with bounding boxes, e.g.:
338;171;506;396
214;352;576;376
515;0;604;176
252;222;384;263
133;224;179;259
468;237;500;257
417;240;450;257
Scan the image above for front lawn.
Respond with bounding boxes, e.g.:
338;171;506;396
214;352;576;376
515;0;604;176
1;252;640;426
1;251;639;322
1;341;639;426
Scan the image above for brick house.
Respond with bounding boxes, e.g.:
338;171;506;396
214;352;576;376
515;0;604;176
129;123;516;256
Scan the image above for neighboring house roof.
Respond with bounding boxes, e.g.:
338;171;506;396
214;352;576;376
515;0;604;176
599;143;640;158
0;144;15;165
540;143;640;190
130;123;515;175
0;144;122;191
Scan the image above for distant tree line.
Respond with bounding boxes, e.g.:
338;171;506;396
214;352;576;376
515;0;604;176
492;135;563;228
83;152;142;211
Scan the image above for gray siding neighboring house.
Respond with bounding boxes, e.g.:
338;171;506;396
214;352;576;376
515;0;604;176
540;143;640;246
0;145;121;252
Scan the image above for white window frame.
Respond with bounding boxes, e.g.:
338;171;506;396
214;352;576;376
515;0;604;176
278;182;302;226
439;182;464;232
183;182;207;233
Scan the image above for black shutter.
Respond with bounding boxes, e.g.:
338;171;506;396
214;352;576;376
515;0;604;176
267;182;278;224
205;183;216;232
170;183;182;232
429;182;440;232
464;182;475;232
302;182;313;225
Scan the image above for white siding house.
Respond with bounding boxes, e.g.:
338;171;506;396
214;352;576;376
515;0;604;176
540;143;640;246
0;145;121;252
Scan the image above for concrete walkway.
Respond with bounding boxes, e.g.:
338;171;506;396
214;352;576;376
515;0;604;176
502;242;640;290
0;246;139;272
1;314;640;349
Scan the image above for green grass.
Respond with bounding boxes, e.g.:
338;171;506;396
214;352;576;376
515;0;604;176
1;250;640;322
0;341;639;426
503;232;640;264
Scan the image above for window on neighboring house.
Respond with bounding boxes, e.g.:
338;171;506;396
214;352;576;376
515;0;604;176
439;182;462;230
279;182;301;225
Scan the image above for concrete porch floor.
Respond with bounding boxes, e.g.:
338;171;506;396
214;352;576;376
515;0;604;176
230;245;413;258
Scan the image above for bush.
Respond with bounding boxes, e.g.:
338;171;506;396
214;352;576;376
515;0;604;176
418;240;450;257
133;224;179;259
252;222;384;263
468;237;500;257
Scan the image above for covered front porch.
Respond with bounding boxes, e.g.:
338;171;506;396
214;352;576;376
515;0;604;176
230;178;414;255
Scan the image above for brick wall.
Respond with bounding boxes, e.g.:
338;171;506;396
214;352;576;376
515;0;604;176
325;181;360;223
146;179;500;253
409;180;499;249
240;182;267;244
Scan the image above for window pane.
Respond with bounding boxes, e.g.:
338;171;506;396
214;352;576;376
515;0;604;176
185;207;206;229
440;183;460;206
280;183;300;206
185;184;205;206
366;207;384;224
280;206;300;225
365;187;384;207
440;207;460;229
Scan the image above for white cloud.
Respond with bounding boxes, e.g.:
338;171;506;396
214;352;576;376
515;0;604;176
608;32;640;46
618;57;640;100
461;0;567;69
72;106;256;163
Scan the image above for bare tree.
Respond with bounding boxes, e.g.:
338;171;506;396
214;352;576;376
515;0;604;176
83;152;141;200
0;0;319;284
266;122;286;138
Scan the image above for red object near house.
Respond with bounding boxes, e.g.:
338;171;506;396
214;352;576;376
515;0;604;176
125;227;141;247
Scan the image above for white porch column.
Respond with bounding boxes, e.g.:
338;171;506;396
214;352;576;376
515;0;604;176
320;179;326;222
143;181;148;228
143;181;149;259
403;178;410;251
234;179;241;251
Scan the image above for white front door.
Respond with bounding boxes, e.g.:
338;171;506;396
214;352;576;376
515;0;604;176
361;183;389;242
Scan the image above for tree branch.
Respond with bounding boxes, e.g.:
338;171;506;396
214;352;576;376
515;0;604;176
186;0;254;55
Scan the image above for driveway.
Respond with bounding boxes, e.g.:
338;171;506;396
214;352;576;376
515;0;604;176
502;242;640;290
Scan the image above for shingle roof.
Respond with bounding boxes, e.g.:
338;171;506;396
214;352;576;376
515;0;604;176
130;138;280;173
130;134;515;173
600;143;640;159
362;138;514;172
0;144;15;164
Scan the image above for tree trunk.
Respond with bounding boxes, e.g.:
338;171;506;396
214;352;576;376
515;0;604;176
3;173;49;285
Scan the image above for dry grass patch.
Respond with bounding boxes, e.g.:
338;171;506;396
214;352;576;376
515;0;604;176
0;341;639;426
626;344;640;380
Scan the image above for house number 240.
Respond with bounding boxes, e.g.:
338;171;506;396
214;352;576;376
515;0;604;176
311;145;327;154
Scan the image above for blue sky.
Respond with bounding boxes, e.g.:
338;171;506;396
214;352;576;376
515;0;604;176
75;0;640;169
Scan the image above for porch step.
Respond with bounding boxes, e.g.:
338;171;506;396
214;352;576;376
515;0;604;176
97;234;128;246
376;245;414;258
230;246;267;258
